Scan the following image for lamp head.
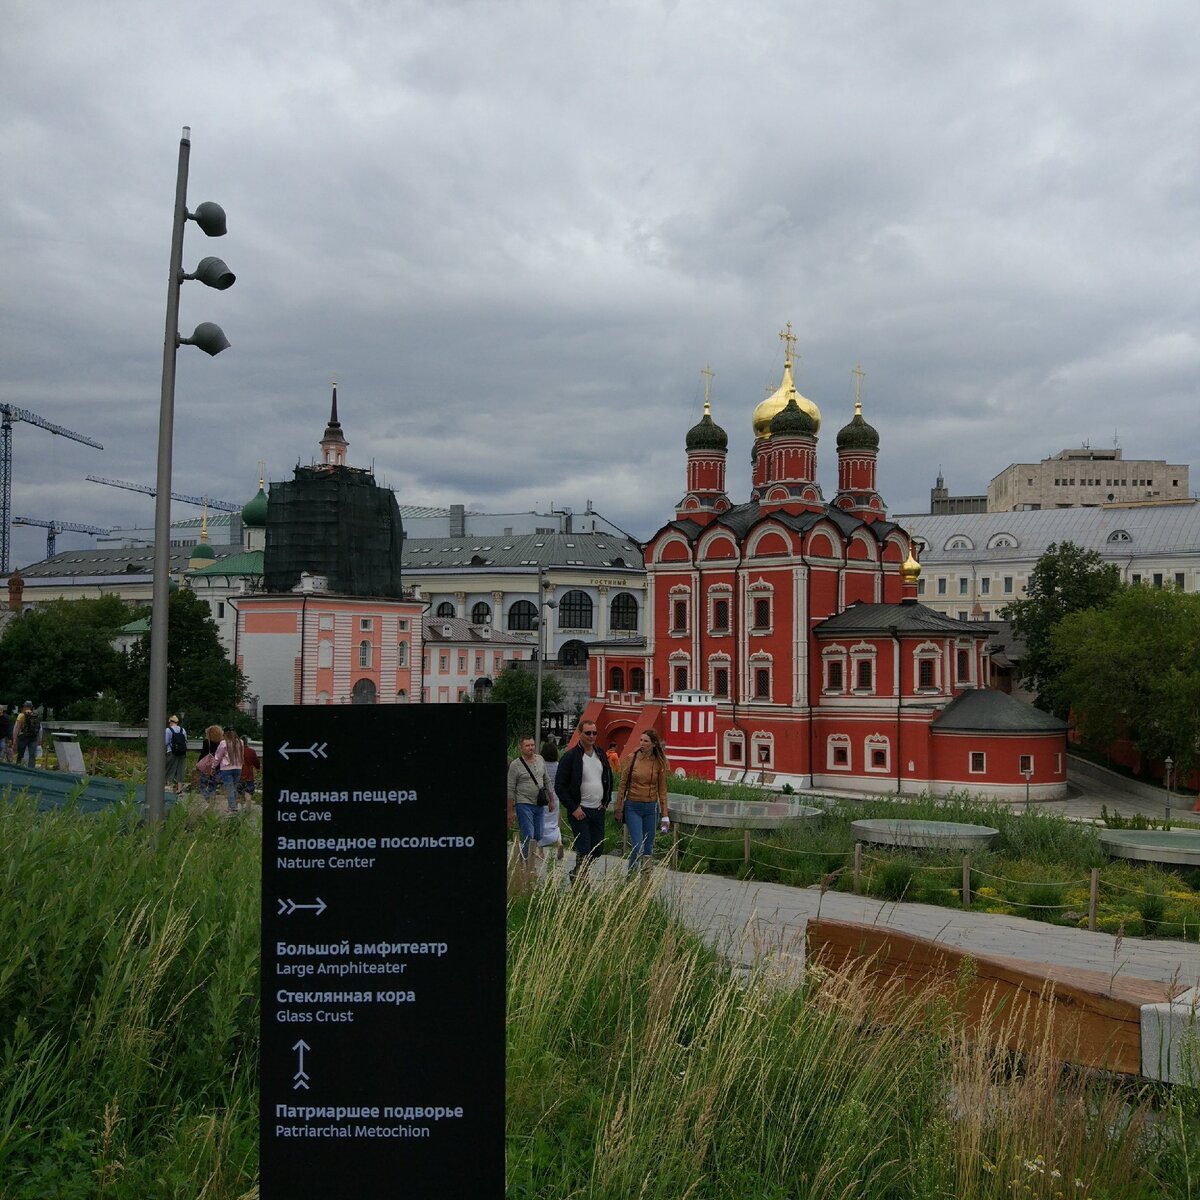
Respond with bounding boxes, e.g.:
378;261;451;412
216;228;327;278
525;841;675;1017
190;201;227;237
187;256;236;290
180;321;230;356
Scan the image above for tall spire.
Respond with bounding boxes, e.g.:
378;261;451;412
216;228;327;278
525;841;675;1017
321;376;349;467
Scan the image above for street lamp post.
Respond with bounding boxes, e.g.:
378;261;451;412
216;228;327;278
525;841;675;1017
1022;767;1033;806
1165;756;1174;824
758;744;769;788
533;569;557;747
146;127;235;825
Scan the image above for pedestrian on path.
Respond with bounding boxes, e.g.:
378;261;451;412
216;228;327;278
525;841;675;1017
507;734;552;863
616;729;670;877
213;725;245;814
13;701;40;769
165;715;188;797
555;718;613;883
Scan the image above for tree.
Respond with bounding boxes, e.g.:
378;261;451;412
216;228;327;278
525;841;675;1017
1000;541;1122;716
115;588;246;726
1052;586;1200;779
0;595;128;714
487;665;563;743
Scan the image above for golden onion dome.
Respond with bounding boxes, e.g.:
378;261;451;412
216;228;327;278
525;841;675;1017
901;542;922;585
752;359;821;439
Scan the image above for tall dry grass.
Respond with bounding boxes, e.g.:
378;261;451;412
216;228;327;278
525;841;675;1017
507;871;1183;1199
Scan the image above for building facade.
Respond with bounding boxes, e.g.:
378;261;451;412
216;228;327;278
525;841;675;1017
585;340;1068;799
988;447;1189;512
899;502;1200;624
419;614;533;703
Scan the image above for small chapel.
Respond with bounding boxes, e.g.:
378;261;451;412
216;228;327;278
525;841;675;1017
584;329;1067;799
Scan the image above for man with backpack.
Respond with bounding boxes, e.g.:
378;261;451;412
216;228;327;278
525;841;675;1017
165;715;189;797
13;701;41;769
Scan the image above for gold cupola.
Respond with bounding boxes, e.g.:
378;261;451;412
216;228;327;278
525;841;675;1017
901;541;922;586
751;322;821;439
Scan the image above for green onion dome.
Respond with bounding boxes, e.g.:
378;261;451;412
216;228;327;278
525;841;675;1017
769;394;816;437
685;403;728;452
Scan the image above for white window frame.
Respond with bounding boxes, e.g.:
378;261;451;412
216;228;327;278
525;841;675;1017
822;644;848;694
359;617;374;631
723;729;746;764
827;734;852;771
969;751;986;775
850;642;876;694
748;651;772;702
913;641;940;692
358;640;373;669
865;735;890;773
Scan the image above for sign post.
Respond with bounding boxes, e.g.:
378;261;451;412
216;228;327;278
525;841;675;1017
260;704;506;1198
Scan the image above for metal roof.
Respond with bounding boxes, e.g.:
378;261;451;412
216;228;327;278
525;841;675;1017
400;531;643;571
932;688;1067;733
16;545;231;579
815;600;985;637
897;502;1200;564
421;616;533;644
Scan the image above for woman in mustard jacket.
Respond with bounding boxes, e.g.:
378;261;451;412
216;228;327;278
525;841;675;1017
615;729;670;877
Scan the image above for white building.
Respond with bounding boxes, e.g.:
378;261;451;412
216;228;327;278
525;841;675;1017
899;502;1200;622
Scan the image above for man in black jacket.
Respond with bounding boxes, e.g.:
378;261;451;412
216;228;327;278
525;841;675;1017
554;717;613;882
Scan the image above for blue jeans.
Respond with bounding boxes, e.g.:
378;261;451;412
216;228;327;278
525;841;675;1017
625;801;660;873
218;768;240;811
515;802;543;861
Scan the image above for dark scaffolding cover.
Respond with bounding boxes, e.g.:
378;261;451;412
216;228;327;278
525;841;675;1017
264;466;404;597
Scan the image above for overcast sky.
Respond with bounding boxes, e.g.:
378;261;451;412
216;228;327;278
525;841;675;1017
3;0;1198;567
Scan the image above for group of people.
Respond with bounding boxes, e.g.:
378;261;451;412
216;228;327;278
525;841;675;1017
164;716;259;813
0;701;43;768
506;718;671;881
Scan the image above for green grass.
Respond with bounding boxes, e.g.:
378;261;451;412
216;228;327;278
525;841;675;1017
663;786;1200;939
507;875;1188;1199
0;798;259;1199
6;796;1200;1198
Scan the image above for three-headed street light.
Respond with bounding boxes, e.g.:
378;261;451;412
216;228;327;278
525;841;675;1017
146;127;235;825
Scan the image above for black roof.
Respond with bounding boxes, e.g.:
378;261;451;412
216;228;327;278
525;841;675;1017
932;688;1067;733
658;502;906;549
815;600;984;637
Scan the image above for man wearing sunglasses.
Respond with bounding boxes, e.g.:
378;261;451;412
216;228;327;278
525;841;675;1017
555;718;613;884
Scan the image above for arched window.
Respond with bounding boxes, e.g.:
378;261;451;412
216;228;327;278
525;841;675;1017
507;601;537;631
359;640;373;669
610;592;638;631
558;590;593;629
558;639;588;666
471;601;492;625
436;601;455;618
397;642;408;668
351;678;377;704
609;666;625;691
630;667;645;693
396;689;408;703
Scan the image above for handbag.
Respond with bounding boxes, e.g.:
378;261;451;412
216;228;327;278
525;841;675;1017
520;758;551;807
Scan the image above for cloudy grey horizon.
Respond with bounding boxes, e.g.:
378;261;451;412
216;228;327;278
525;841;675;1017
3;1;1197;568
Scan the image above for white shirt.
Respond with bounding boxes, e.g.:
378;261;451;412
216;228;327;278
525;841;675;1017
580;749;604;808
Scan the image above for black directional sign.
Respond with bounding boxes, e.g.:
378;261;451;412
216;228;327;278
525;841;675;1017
260;704;506;1198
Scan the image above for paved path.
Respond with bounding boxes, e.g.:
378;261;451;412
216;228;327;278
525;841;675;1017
574;856;1200;991
549;759;1200;991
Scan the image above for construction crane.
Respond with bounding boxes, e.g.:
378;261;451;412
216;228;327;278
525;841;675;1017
1;405;104;574
12;516;111;558
85;475;240;512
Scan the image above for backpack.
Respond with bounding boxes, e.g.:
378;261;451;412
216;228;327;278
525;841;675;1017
22;712;40;741
170;727;188;757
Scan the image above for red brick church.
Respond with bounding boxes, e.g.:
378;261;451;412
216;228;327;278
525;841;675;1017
585;333;1067;799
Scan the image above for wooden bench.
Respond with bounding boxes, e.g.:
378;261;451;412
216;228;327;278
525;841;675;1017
806;917;1186;1076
